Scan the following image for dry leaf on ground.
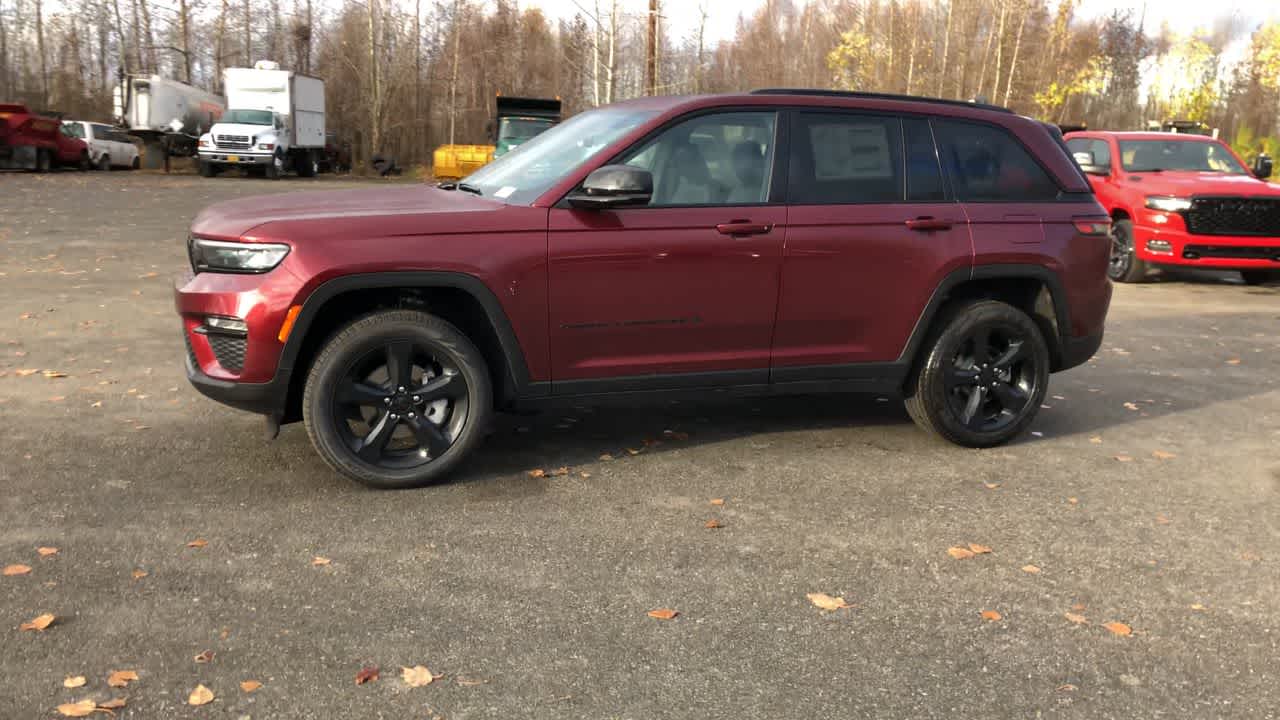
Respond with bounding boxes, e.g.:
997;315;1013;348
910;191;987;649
548;467;569;477
527;468;546;478
3;564;32;576
311;556;331;566
63;676;86;688
1123;402;1139;411
355;666;380;685
807;592;851;611
20;612;55;631
240;680;262;693
1226;358;1241;365
947;546;975;560
1102;621;1132;636
983;482;1001;489
1089;436;1103;444
185;538;207;548
188;684;214;705
1021;564;1041;574
1155;514;1171;525
1064;612;1088;625
107;670;138;688
980;610;1002;621
1152;450;1176;460
402;666;436;687
193;650;214;663
704;519;723;529
968;543;992;555
709;498;725;506
97;699;126;710
37;547;58;556
1114;455;1134;462
647;608;678;620
131;569;148;580
56;699;97;717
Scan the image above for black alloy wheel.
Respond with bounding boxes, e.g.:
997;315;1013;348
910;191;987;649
1107;219;1148;283
943;325;1038;434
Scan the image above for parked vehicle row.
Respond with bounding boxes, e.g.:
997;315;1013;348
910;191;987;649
0;104;90;171
61;120;141;170
176;89;1113;488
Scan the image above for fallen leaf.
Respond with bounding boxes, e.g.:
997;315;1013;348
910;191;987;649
983;482;1001;489
1114;454;1134;462
947;546;975;560
1071;603;1086;611
1155;513;1171;525
579;471;591;478
980;610;1002;621
1067;497;1079;505
967;543;992;555
1102;621;1132;637
709;498;725;506
1021;564;1041;574
56;699;97;717
3;564;32;576
548;466;570;477
807;592;851;611
185;538;207;548
455;676;488;686
1057;683;1078;692
355;666;380;685
1189;603;1206;611
187;684;214;706
1123;402;1139;411
1152;450;1176;460
19;612;55;631
193;650;214;663
107;670;138;688
42;370;68;378
647;608;678;620
15;368;40;376
1226;358;1241;365
1089;436;1103;444
63;676;86;688
598;453;613;461
625;448;641;455
526;468;546;478
704;518;723;529
311;556;331;566
240;680;262;693
97;699;126;710
37;547;58;556
1064;612;1088;625
402;665;435;687
131;569;148;580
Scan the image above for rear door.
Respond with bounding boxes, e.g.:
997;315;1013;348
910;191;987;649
771;111;971;379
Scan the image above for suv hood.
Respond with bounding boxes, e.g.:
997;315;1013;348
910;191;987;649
191;185;502;239
1124;171;1280;198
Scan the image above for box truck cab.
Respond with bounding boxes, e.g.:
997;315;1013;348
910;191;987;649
198;61;324;179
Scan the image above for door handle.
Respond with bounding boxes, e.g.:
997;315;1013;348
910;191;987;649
715;221;773;236
905;217;953;232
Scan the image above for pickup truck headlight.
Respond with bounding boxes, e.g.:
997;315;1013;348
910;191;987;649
257;142;275;150
189;237;290;274
1145;196;1193;212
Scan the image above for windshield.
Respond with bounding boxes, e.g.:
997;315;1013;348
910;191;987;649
498;117;554;143
462;108;657;205
221;109;274;126
1119;139;1248;174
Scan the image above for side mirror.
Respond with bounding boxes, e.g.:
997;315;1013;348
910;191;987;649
567;165;653;210
1072;150;1109;176
1252;154;1273;180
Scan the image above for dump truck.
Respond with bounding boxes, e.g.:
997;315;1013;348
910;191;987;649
0;104;91;171
114;75;227;165
432;94;562;180
197;61;325;179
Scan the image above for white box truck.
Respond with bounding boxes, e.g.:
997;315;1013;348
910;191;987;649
197;61;325;179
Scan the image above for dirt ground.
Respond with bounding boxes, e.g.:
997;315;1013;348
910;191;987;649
2;171;1278;719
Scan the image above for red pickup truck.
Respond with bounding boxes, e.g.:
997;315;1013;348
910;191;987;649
1064;131;1279;285
0;103;90;171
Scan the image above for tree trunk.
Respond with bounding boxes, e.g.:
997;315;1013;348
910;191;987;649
0;0;9;100
35;0;48;107
974;3;996;100
448;0;460;144
214;0;228;91
604;0;616;103
1002;0;1026;106
415;0;423;158
990;0;1007;101
179;0;192;83
243;0;252;65
937;0;953;97
368;0;381;157
591;0;600;105
139;0;156;72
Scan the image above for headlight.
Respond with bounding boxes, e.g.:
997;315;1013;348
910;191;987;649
257;142;275;150
1145;196;1193;212
189;237;290;274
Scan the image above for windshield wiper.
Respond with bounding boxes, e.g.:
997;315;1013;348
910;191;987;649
457;183;483;196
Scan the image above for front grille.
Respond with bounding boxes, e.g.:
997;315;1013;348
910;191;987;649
183;331;198;368
215;134;252;151
208;334;247;373
1183;244;1280;261
1184;197;1280;237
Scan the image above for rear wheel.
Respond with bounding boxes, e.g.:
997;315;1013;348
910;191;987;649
905;300;1050;448
78;151;91;171
1107;219;1149;283
296;150;319;178
130;155;140;170
1241;270;1277;286
303;310;492;489
34;149;52;172
97;154;111;171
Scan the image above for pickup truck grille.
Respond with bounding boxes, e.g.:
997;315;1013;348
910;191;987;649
1185;197;1280;237
215;134;252;151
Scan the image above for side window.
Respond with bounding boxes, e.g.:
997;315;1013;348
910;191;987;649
788;112;903;204
904;117;945;202
93;124;114;141
619;111;777;206
1066;138;1110;169
933;119;1060;202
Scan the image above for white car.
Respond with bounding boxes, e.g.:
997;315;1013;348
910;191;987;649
62;120;141;170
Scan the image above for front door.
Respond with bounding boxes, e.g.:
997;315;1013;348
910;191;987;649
547;110;785;389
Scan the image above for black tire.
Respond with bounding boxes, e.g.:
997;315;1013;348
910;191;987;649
1107;219;1148;283
97;154;111;171
34;149;51;172
130;155;140;170
302;309;492;489
265;150;283;180
905;300;1050;448
1240;271;1277;286
78;152;91;171
296;151;319;178
198;160;217;177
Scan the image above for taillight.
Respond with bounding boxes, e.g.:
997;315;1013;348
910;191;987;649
1073;219;1111;236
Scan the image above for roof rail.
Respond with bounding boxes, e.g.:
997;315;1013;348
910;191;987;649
749;88;1014;114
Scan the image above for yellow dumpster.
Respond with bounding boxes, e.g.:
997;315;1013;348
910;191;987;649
432;144;495;180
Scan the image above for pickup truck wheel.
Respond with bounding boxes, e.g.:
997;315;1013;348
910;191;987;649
1107;219;1148;283
1240;271;1277;286
303;309;493;489
905;300;1049;448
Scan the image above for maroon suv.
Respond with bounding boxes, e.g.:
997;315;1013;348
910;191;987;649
176;90;1112;488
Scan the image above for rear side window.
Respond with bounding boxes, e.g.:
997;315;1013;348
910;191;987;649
788;112;903;204
904;117;945;202
933;119;1060;202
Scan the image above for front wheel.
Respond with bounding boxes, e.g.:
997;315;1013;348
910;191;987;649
265;150;283;179
302;310;493;488
905;300;1050;448
1240;271;1277;286
78;152;91;171
1107;219;1149;283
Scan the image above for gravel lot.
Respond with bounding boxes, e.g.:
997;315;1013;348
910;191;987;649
2;171;1278;719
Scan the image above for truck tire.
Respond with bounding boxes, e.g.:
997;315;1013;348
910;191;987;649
78;151;91;171
131;156;140;170
198;161;218;178
97;154;111;171
296;150;319;178
35;149;52;172
1107;219;1149;283
265;150;283;180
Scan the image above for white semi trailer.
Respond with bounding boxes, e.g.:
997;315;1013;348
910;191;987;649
197;61;325;179
114;75;227;166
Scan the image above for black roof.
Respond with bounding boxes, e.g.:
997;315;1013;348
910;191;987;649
749;88;1014;115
